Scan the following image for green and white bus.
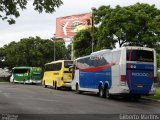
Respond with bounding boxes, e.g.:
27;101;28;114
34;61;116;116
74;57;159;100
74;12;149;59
10;67;43;84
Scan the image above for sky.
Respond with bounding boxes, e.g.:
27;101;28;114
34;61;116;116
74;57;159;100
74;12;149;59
0;0;160;47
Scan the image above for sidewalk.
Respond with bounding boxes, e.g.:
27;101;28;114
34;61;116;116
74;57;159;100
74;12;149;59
142;87;160;102
142;97;160;102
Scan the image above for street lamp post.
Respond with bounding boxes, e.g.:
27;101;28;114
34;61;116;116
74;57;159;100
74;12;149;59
91;7;96;53
70;37;74;60
54;40;55;61
53;34;56;61
53;35;67;61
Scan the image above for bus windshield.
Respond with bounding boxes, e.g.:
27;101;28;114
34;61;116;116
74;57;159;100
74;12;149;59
127;50;154;62
13;69;29;74
33;73;41;76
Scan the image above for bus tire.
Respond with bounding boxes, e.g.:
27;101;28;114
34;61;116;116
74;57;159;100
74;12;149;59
76;83;81;94
13;79;15;84
132;95;141;101
55;82;57;90
53;81;55;88
43;81;47;88
23;80;26;85
104;86;111;99
99;85;105;98
55;82;61;90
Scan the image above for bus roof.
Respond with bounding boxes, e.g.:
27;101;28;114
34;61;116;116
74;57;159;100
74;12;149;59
90;49;111;55
121;46;155;51
74;46;155;61
12;67;41;69
45;60;73;65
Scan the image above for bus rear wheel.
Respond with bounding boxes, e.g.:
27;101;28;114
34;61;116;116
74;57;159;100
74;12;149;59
99;85;104;98
55;82;58;90
23;80;26;85
55;83;61;90
104;86;111;99
53;81;55;88
43;81;47;88
13;79;15;84
132;95;141;101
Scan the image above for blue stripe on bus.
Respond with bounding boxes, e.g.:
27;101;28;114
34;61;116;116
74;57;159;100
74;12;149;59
79;67;112;89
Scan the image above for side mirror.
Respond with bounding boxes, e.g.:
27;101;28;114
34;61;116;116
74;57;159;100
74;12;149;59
69;67;72;72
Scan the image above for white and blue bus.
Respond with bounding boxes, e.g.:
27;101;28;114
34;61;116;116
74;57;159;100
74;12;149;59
71;46;157;99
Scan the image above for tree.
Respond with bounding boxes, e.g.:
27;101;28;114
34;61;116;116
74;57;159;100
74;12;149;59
2;36;68;69
73;29;92;58
65;43;72;60
94;3;160;48
0;47;5;68
0;0;63;24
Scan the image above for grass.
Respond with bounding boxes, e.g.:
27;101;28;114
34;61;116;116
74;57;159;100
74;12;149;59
144;87;160;101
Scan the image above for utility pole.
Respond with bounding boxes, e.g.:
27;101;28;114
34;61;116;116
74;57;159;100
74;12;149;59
91;7;96;53
64;37;74;60
71;37;74;60
54;40;55;61
53;34;56;61
53;34;64;61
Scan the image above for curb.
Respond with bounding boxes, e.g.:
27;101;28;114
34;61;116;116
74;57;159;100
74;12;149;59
142;97;160;103
0;82;10;84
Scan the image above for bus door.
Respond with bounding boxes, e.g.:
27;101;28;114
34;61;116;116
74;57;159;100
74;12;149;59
126;50;154;94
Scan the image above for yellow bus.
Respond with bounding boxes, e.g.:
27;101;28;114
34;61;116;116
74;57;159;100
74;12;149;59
42;60;73;89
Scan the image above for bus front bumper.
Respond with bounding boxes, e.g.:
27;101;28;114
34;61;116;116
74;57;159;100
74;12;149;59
25;80;41;84
119;86;156;95
62;81;72;87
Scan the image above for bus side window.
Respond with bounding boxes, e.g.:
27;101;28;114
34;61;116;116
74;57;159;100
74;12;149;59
103;53;112;63
126;50;130;61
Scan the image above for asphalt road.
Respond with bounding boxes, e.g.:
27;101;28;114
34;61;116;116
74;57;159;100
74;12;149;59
0;83;160;120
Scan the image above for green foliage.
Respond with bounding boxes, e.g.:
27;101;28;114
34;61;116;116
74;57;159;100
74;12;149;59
74;3;160;57
0;47;5;68
73;29;92;58
73;3;160;66
0;0;63;24
66;44;72;60
94;3;160;48
144;87;160;100
2;37;69;69
52;38;71;60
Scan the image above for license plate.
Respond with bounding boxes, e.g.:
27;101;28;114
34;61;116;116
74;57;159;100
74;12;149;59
137;85;144;88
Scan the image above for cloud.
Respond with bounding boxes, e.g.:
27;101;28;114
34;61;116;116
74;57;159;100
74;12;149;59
0;0;159;47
